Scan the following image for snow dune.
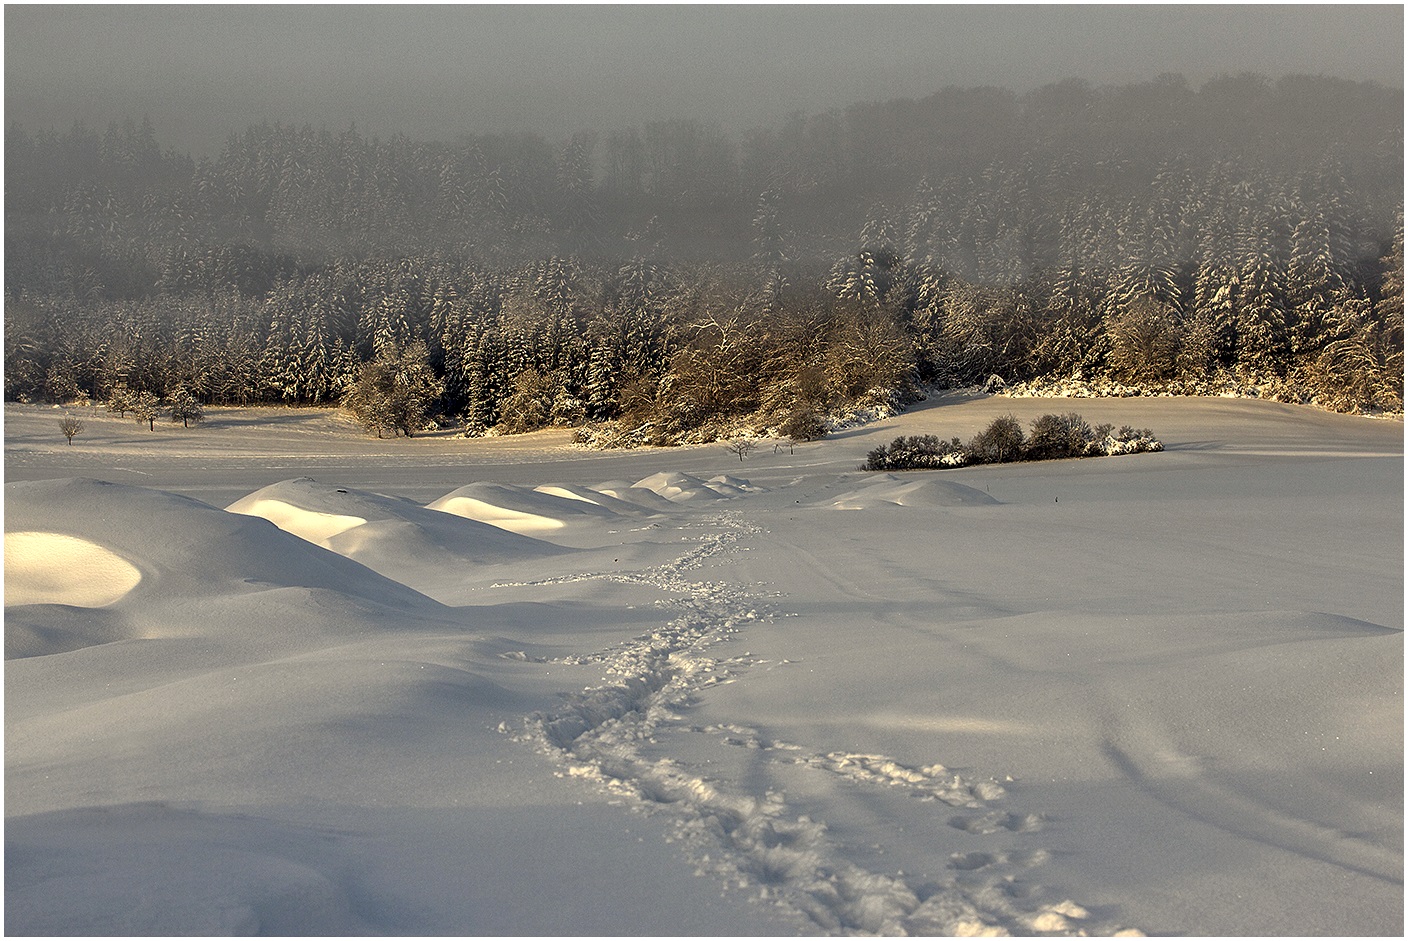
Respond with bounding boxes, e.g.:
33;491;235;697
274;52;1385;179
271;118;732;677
428;480;619;534
533;482;662;516
633;470;761;501
4;478;443;660
227;477;563;590
591;478;688;510
825;474;1001;509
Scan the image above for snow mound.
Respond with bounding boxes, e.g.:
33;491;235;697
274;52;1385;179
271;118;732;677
633;471;762;502
224;500;367;545
428;481;618;534
590;479;685;511
228;478;561;585
11;653;514;812
707;474;762;496
5;531;142;606
4;479;439;658
533;483;661;516
828;475;1001;509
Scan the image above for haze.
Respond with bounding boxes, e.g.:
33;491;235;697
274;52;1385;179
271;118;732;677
6;4;1403;156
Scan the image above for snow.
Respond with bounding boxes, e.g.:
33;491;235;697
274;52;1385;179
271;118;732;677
428;481;621;534
4;395;1402;936
4;531;142;607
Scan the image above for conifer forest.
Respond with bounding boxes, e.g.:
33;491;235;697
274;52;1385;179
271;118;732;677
6;73;1403;442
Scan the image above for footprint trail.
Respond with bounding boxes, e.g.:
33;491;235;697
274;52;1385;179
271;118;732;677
505;510;1140;936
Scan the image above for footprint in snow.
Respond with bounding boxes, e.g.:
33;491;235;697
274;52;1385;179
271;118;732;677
949;810;1046;834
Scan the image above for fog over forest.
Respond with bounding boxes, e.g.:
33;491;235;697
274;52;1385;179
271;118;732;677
4;5;1404;439
8;6;1403;155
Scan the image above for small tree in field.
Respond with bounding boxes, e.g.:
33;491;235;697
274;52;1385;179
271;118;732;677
131;391;161;431
106;384;133;418
59;414;84;445
167;386;205;428
724;438;758;461
343;340;444;438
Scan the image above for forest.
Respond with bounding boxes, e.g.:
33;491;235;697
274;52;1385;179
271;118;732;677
5;72;1403;443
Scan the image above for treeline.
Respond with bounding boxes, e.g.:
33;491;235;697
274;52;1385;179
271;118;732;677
4;73;1404;437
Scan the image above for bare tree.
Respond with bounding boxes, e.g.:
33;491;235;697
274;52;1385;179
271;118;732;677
724;438;758;461
58;414;83;445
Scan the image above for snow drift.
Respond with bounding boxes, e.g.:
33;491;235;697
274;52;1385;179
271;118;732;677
228;477;564;589
427;480;620;534
4;478;444;660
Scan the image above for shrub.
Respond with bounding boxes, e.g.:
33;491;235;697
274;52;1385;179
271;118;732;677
862;434;968;471
1097;425;1164;455
106;385;134;417
967;414;1025;463
1027;412;1095;460
778;409;828;442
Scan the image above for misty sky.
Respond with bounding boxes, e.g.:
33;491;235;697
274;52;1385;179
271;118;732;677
6;4;1404;156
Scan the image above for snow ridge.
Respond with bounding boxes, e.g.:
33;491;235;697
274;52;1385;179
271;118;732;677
508;511;1140;937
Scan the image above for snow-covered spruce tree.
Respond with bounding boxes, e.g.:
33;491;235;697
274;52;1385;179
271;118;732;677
43;361;82;404
1284;208;1344;363
1234;212;1290;380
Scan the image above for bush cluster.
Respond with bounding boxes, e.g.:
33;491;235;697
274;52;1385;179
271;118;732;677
863;412;1161;471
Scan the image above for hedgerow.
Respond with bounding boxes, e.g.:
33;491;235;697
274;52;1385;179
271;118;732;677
861;413;1161;471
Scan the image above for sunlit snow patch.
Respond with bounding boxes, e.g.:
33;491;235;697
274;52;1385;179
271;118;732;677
428;496;564;533
428;483;619;534
532;483;659;516
534;484;602;506
5;532;142;607
226;499;367;546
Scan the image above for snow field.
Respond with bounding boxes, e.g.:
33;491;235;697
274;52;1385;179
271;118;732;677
4;396;1401;935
